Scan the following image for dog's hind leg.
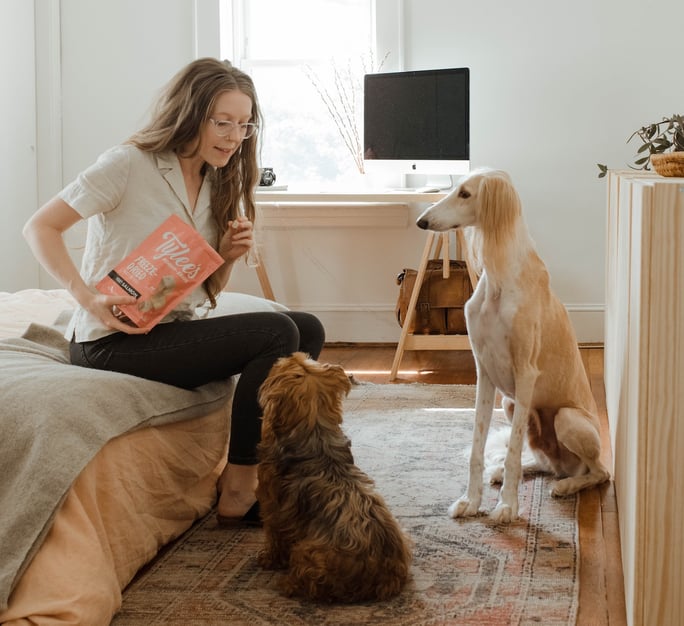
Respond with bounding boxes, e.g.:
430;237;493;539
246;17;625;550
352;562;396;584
449;370;496;518
551;407;610;496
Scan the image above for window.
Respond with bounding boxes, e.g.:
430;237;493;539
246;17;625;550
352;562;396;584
221;0;397;187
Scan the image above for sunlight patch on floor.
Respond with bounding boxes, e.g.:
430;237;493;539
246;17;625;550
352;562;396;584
343;369;435;376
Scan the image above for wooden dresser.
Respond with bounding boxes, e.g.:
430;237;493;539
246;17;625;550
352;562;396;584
604;170;684;626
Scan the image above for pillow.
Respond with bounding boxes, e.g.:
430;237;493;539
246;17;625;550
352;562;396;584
207;292;289;317
0;289;77;339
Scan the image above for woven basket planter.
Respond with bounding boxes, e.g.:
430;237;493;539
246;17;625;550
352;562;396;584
651;152;684;177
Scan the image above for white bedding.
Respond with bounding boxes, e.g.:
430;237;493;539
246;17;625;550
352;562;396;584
0;289;77;338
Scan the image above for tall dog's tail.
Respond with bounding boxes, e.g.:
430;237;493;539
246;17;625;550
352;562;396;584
478;424;547;483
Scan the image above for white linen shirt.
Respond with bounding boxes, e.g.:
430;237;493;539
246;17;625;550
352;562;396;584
60;144;219;342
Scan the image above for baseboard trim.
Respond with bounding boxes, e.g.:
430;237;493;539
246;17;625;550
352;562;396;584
323;341;605;349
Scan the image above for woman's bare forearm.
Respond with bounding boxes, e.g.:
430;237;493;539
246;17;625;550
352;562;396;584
23;201;94;306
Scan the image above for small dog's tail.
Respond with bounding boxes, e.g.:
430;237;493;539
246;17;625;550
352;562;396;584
483;426;513;467
480;423;553;483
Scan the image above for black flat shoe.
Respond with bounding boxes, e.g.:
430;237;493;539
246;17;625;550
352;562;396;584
216;501;261;528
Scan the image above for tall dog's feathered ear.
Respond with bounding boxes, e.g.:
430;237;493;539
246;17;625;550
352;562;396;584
478;172;521;246
477;172;523;282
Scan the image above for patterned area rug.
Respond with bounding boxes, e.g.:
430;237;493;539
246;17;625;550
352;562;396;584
114;383;578;625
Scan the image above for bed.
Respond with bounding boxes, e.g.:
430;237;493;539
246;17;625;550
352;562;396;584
0;288;286;625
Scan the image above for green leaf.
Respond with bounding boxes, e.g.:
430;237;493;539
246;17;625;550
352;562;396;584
654;138;672;150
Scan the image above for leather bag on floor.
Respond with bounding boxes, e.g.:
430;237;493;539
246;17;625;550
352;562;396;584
396;259;473;335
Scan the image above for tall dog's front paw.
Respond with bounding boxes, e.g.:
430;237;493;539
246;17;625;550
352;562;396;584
448;496;480;518
490;501;518;524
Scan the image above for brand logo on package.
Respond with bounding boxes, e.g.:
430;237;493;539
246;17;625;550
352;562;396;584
153;231;203;280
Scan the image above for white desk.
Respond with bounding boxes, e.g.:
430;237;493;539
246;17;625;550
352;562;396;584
255;186;472;379
248;189;448;301
255;189;449;204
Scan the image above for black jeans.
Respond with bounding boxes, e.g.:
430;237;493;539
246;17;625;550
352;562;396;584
69;311;325;464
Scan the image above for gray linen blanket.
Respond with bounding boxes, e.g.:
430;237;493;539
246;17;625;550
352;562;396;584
0;322;233;611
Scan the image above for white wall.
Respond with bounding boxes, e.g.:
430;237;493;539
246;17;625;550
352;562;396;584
400;0;684;341
0;1;38;290
14;0;220;290
59;0;197;181
3;0;684;342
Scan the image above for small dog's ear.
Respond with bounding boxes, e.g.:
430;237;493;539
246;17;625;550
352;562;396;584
312;363;351;428
323;363;352;398
257;370;284;426
258;355;299;425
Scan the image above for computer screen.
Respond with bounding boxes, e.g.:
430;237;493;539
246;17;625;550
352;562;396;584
363;67;470;184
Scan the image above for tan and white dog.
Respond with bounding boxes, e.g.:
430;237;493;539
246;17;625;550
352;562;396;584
416;168;610;523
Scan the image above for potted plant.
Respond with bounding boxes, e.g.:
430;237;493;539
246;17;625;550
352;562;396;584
598;114;684;178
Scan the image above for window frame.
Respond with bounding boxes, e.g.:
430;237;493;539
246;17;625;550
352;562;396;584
214;0;403;186
219;0;402;72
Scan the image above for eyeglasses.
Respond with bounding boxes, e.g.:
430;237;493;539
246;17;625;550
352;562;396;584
209;118;259;139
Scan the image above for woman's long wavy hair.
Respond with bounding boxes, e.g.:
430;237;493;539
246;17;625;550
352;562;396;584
127;58;261;306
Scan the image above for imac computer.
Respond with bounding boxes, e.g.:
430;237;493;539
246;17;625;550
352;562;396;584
363;67;470;191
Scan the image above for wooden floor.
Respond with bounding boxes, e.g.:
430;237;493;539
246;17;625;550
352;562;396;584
319;343;627;626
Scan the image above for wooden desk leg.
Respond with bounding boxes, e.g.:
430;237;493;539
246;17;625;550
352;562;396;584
389;231;436;381
457;230;478;289
253;251;276;301
431;232;452;278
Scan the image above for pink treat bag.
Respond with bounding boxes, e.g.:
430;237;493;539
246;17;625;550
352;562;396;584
96;215;224;330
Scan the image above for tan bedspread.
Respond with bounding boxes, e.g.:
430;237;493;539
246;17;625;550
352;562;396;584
0;321;232;612
1;405;230;625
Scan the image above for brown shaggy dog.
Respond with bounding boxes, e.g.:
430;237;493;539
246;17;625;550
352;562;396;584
256;352;412;603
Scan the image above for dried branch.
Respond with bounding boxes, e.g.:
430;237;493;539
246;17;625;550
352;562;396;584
304;52;390;174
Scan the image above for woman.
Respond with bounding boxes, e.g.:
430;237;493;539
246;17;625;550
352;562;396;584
23;58;325;526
